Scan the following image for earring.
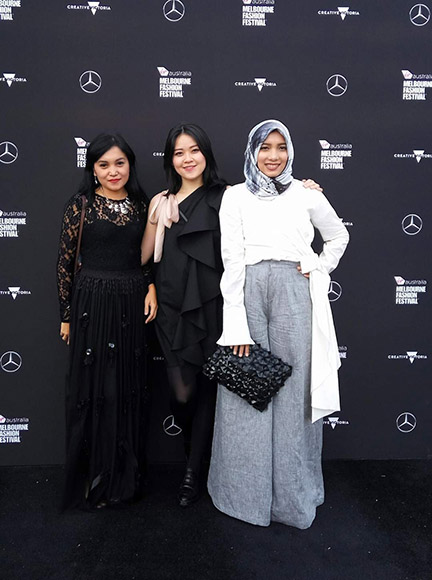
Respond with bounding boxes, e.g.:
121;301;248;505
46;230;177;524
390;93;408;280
94;175;98;185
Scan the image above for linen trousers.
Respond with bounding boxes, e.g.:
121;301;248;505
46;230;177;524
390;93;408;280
208;260;324;528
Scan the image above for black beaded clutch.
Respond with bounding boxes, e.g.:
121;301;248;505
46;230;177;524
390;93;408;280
203;345;292;412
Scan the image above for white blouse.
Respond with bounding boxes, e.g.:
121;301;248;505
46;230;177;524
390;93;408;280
217;179;349;422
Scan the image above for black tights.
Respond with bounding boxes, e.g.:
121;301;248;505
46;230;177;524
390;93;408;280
166;366;217;474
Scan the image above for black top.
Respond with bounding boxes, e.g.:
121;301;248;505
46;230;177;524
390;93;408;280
155;184;225;371
57;193;148;322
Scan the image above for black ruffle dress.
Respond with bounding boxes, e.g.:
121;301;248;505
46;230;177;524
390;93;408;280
154;185;225;374
57;193;151;509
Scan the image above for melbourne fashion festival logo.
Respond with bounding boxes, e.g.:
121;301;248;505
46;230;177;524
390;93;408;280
158;66;192;98
401;214;423;236
0;141;18;164
409;4;430;26
388;351;428;364
401;69;432;101
319;140;352;170
67;2;111;15
0;72;27;87
396;412;417;433
0;351;22;373
338;345;348;359
318;6;360;20
242;0;275;27
0;415;30;444
235;77;277;92
163;0;185;22
394;148;432;163
79;70;102;93
0;208;27;238
328;280;342;302
323;416;350;429
0;0;22;21
326;74;348;97
74;137;90;168
394;276;427;305
0;286;31;300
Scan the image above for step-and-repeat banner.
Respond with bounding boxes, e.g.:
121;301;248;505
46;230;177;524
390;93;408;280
1;1;431;465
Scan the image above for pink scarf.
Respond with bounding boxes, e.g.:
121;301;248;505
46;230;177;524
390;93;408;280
149;191;180;262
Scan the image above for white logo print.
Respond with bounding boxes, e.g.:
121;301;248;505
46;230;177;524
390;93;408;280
396;412;417;433
163;415;182;436
0;286;32;300
409;4;430;26
326;74;348;97
324;416;350;429
0;141;18;164
163;0;185;22
388;351;428;363
0;351;22;373
319;139;353;170
328;280;342;302
235;77;277;91
67;2;111;15
401;214;423;235
394;275;427;305
79;71;102;93
1;73;27;88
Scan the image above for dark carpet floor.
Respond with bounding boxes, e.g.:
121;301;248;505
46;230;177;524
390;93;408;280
0;461;430;580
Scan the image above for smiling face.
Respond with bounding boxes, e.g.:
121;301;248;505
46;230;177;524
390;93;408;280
93;146;130;197
256;130;288;178
172;133;206;187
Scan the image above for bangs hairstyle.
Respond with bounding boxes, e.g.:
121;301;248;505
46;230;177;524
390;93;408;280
163;123;226;194
78;133;146;206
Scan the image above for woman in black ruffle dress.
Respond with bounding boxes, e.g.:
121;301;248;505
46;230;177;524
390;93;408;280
141;124;226;506
57;134;157;510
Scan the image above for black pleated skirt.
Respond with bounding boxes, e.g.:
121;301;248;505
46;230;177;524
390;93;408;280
63;268;149;510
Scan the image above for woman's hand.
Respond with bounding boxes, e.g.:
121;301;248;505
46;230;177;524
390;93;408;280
60;322;70;345
231;345;250;357
144;284;158;323
302;179;323;192
297;265;310;279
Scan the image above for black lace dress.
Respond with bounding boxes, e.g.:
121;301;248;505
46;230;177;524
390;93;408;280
57;193;151;509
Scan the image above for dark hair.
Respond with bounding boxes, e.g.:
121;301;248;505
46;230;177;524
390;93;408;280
78;133;146;205
163;123;226;194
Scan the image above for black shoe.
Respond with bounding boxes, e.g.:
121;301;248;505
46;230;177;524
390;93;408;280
178;467;199;508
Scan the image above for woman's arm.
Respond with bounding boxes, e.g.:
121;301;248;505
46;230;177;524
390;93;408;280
301;191;349;275
217;189;254;350
57;196;82;343
141;195;159;265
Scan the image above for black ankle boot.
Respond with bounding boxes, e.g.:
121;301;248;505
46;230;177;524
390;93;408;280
178;467;199;507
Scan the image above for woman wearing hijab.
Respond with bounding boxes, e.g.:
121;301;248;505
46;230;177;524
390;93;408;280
208;120;349;529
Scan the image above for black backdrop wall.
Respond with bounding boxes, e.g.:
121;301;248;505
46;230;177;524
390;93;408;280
1;0;431;466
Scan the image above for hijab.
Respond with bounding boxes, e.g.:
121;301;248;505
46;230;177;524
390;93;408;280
244;119;294;199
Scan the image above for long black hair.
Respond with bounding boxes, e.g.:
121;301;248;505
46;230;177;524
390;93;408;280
78;133;146;205
163;123;226;194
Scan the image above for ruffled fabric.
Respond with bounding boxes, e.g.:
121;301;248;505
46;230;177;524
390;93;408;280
155;185;225;371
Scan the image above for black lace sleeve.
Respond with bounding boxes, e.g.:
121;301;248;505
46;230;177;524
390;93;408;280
57;195;82;322
142;261;154;287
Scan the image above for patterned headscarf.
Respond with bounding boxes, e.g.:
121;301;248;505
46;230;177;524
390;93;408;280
244;119;294;199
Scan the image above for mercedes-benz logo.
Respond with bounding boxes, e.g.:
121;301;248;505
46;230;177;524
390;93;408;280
326;74;348;97
163;414;182;436
163;0;185;22
409;4;431;26
0;351;22;373
0;141;19;164
328;280;342;302
79;70;102;93
396;412;417;433
401;214;423;235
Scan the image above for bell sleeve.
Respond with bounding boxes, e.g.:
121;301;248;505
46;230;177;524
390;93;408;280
217;189;254;347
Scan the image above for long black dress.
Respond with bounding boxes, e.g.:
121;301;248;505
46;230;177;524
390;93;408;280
154;185;225;375
57;193;151;509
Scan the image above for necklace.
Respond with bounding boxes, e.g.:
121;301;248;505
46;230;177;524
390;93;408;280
103;196;132;215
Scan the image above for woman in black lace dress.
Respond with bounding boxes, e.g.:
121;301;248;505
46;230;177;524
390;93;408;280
57;133;157;510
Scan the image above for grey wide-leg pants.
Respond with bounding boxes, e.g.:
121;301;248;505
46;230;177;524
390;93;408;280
208;261;324;529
